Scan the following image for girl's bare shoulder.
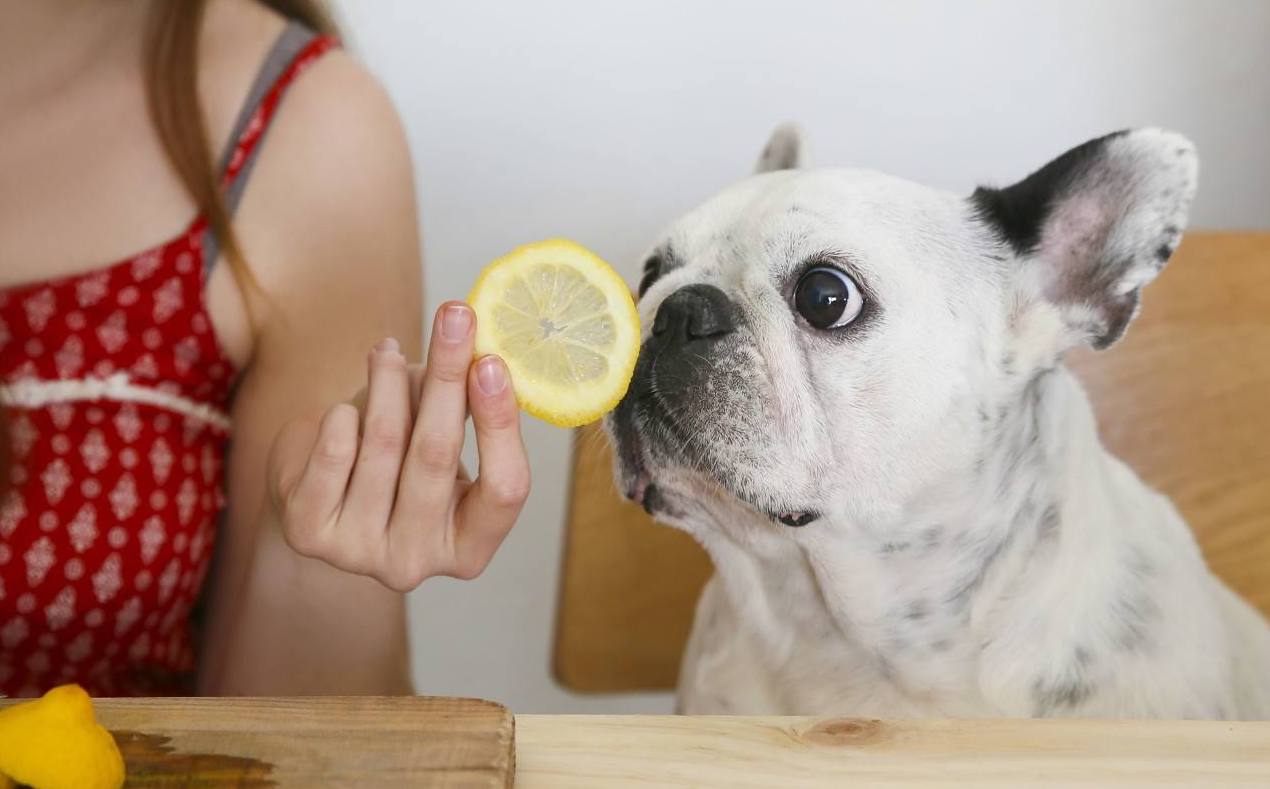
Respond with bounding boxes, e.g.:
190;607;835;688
199;1;415;280
199;0;404;174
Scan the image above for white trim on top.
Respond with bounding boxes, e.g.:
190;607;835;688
0;373;232;431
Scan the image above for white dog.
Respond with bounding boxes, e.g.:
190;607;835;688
605;126;1270;719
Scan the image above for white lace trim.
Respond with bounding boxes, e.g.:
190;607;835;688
0;374;232;431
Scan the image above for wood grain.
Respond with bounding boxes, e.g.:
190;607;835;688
515;715;1270;788
0;696;515;789
553;231;1270;693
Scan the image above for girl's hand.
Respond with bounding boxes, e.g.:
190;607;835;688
267;301;531;591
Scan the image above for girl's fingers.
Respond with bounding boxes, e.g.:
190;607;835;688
273;403;359;557
389;303;476;561
407;363;425;421
274;317;530;591
450;355;530;579
340;339;412;539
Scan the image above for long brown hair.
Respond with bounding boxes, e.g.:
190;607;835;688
144;0;339;314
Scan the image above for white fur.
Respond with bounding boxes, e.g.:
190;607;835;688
610;127;1270;720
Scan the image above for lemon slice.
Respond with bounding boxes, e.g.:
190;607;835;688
469;239;640;428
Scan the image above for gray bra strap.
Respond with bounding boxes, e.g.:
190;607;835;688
203;21;317;275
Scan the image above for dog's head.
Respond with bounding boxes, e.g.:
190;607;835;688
606;125;1197;534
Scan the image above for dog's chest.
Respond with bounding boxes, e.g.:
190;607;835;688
703;531;990;715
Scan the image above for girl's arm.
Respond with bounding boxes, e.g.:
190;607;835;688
196;51;528;695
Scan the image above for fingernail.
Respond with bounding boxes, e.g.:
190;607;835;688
476;356;507;395
441;305;472;342
375;337;400;353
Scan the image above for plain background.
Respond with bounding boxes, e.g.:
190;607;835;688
330;0;1270;713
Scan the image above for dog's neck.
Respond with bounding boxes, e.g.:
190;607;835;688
697;364;1140;707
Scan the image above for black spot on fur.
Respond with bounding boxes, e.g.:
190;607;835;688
638;255;662;298
970;130;1130;255
1037;503;1061;541
1127;548;1155;579
992;372;1049;499
1155;244;1174;262
904;600;930;621
922;526;944;550
945;531;1012;608
879;540;912;555
885;633;913;655
1001;350;1017;375
1033;677;1094;713
1111;588;1159;653
955;372;1062;609
639;246;687;299
1033;645;1098;715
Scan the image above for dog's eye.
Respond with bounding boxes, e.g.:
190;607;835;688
794;267;864;329
638;255;663;298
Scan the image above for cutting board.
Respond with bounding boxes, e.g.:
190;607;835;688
3;696;514;789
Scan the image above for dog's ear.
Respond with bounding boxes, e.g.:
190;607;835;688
973;128;1198;350
755;123;808;173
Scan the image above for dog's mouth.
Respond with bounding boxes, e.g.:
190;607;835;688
614;408;820;528
768;510;819;527
610;342;821;528
611;411;659;514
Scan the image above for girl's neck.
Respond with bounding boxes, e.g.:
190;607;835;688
0;0;147;106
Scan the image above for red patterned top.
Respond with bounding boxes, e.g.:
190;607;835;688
0;33;336;697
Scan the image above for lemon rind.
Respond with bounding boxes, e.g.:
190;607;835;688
467;239;640;428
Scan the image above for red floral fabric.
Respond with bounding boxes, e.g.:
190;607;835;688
0;34;336;697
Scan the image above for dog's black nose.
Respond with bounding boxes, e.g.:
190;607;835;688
652;284;736;345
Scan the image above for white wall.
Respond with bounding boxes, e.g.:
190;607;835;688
331;0;1270;713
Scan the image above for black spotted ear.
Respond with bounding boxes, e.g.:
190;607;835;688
973;129;1198;350
755;122;808;173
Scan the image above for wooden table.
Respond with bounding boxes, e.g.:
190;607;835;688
3;697;1268;787
516;715;1270;788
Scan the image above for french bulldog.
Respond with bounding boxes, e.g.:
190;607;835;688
606;125;1270;719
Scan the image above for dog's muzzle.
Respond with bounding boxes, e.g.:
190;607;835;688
610;284;737;513
611;284;821;528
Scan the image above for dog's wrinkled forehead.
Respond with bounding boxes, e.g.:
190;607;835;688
641;167;994;316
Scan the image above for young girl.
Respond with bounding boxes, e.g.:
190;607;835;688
0;0;530;697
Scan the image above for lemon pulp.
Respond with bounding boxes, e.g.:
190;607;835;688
469;240;640;428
